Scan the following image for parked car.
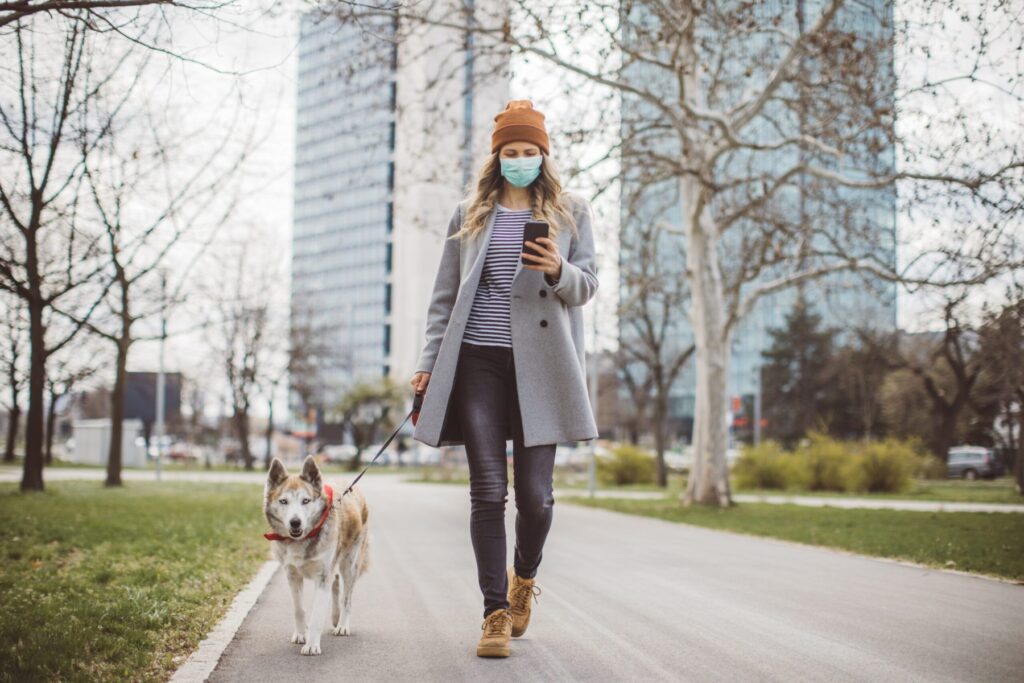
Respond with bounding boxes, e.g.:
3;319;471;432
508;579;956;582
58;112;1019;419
947;445;1003;480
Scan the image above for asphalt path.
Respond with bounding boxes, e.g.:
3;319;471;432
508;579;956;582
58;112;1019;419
206;474;1024;682
4;466;1023;512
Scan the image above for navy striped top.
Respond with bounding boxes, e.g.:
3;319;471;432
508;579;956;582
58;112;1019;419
462;204;533;348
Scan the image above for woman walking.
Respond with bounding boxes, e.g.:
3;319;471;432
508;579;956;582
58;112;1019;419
409;99;599;658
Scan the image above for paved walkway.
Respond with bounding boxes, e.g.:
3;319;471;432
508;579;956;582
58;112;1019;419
201;475;1022;682
3;466;1022;512
731;493;1024;514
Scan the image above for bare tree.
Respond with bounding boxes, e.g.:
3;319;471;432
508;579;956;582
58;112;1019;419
618;191;693;485
42;28;253;485
0;0;237;29
976;285;1024;495
319;0;1023;506
203;234;284;472
888;296;981;461
0;18;116;490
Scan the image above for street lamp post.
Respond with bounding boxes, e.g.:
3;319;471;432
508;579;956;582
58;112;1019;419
155;271;167;482
587;313;599;499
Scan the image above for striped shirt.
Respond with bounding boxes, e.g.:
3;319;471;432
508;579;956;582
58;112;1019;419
462;204;533;348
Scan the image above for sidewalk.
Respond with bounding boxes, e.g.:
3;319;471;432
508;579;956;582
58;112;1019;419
732;493;1024;514
195;475;1024;682
3;466;1021;512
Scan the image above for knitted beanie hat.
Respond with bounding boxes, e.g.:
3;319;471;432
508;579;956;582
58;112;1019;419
491;99;550;155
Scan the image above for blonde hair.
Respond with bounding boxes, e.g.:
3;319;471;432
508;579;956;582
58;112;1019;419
451;149;578;243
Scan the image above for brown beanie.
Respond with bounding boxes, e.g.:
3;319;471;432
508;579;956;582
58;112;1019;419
491;99;550;155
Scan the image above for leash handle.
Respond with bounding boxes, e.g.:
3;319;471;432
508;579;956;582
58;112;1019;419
341;391;425;497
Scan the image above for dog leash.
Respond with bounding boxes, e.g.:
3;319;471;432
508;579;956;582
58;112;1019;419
338;391;424;499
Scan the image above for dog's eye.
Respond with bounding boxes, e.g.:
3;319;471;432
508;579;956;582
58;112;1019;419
278;499;287;505
301;498;311;505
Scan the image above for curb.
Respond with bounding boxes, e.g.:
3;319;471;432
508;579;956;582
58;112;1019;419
171;560;280;682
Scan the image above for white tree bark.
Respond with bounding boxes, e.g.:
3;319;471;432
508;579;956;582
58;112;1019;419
681;176;733;506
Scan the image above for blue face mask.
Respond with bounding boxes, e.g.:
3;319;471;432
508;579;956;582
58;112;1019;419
500;155;543;188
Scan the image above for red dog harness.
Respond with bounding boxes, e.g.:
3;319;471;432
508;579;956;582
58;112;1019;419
264;484;334;542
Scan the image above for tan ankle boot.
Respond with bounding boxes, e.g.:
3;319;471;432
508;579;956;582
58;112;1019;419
477;608;512;657
507;567;542;637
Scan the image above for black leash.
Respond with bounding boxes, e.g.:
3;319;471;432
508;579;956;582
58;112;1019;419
339;391;424;498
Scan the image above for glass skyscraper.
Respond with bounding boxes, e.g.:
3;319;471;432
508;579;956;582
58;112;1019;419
291;12;398;436
290;6;508;440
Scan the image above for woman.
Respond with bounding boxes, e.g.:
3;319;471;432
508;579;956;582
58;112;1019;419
408;99;599;658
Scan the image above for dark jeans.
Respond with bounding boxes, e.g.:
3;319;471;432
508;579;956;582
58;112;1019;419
453;340;557;618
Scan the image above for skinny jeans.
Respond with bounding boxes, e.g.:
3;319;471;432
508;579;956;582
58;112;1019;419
452;340;557;618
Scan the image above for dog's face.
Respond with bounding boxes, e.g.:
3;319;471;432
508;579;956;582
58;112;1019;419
264;456;326;539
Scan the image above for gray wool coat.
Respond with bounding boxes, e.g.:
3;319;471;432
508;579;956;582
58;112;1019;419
412;191;600;448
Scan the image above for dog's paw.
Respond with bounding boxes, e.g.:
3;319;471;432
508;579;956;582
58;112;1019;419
300;642;322;656
290;631;306;644
331;624;351;636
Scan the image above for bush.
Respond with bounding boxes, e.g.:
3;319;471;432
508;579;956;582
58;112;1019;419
843;438;916;493
597;445;656;485
796;432;849;492
732;441;806;490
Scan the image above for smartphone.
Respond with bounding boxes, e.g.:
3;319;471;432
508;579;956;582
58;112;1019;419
521;221;550;265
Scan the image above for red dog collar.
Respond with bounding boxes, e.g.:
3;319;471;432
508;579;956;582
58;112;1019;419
264;484;334;542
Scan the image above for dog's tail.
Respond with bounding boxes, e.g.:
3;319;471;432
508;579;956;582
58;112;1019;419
357;529;371;576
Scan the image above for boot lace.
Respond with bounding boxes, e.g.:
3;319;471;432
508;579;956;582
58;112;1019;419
482;609;512;636
510;581;542;613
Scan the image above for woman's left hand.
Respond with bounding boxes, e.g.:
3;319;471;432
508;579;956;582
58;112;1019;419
522;236;562;281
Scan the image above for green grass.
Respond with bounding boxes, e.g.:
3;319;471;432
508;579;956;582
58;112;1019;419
563;495;1024;582
0;480;267;683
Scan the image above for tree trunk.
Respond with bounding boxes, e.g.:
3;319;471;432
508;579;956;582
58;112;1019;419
21;297;46;492
1016;391;1024;496
233;409;254;471
45;390;57;465
264;397;274;469
931;405;959;463
681;190;734;507
4;403;20;463
105;339;129;487
653;387;668;487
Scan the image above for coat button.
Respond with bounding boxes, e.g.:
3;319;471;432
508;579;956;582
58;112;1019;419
539;289;547;297
540;320;547;327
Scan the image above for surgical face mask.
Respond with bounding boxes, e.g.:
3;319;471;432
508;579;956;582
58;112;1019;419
500;155;543;188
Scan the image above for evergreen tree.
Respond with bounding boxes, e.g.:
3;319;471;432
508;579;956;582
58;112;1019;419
761;297;837;447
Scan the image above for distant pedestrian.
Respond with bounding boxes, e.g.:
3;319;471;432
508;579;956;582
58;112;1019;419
409;99;600;657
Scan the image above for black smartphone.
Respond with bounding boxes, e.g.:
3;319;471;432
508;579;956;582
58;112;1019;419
521;220;550;265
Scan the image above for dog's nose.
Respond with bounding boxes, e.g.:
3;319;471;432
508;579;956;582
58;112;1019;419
289;518;301;529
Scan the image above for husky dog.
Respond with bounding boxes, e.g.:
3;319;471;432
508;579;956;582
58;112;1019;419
263;456;371;655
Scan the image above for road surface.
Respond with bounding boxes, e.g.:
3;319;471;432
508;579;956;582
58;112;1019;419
205;474;1023;682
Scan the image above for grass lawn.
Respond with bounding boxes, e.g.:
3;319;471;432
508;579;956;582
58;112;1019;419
0;480;267;683
563;495;1024;582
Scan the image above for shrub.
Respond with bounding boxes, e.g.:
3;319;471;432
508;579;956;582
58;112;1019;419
796;432;849;492
843;438;916;493
732;441;806;490
597;445;656;485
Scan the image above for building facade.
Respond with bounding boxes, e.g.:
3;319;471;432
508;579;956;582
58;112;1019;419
290;4;508;439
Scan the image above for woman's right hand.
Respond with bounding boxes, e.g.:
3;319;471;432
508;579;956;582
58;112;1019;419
410;371;431;394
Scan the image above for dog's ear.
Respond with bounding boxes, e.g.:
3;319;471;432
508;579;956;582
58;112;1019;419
266;457;288;490
299;455;322;490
